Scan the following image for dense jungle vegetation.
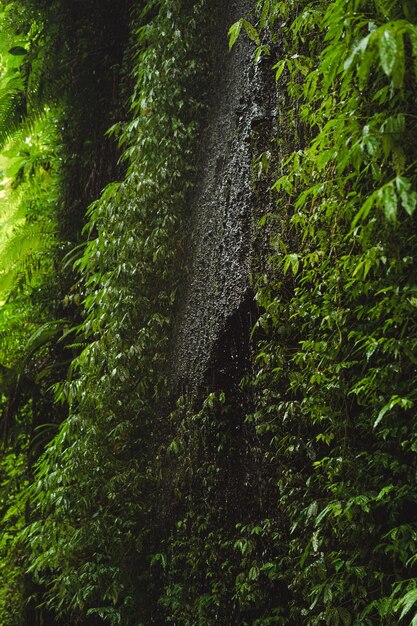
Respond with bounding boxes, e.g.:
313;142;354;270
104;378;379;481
0;0;417;624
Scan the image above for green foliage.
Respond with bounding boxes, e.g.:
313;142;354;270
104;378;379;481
153;391;288;625
0;0;415;623
0;2;69;623
24;1;212;623
0;109;59;304
242;0;417;623
0;447;28;626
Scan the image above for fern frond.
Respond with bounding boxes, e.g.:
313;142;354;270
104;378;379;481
0;223;55;297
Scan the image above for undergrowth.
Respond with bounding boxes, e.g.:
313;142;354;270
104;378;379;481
1;0;417;624
24;1;211;623
245;0;417;623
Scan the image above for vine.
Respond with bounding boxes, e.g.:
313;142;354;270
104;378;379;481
24;1;211;623
245;0;417;623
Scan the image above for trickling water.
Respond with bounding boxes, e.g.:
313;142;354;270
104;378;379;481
172;0;276;392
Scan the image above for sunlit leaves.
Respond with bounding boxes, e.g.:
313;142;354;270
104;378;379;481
228;19;243;50
229;18;260;50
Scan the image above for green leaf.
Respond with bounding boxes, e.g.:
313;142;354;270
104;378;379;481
376;485;395;501
362;125;378;156
228;19;243;50
9;46;27;56
397;588;417;619
352;193;376;226
344;34;370;72
273;59;286;81
254;45;270;64
379;28;397;76
396;179;417;217
259;0;270;29
243;20;260;45
283;253;299;276
396;175;411;193
382;183;397;221
374;396;413;428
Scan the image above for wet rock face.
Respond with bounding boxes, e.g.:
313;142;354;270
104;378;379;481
172;0;276;392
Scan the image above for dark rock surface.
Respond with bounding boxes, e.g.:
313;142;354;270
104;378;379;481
172;0;276;392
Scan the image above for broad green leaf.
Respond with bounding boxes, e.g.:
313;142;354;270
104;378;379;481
396;175;411;193
362;134;378;156
283;253;299;276
259;0;270;29
382;183;397;221
243;19;261;46
344;34;370;71
228;19;243;51
400;188;417;216
379;28;397;76
8;46;27;56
